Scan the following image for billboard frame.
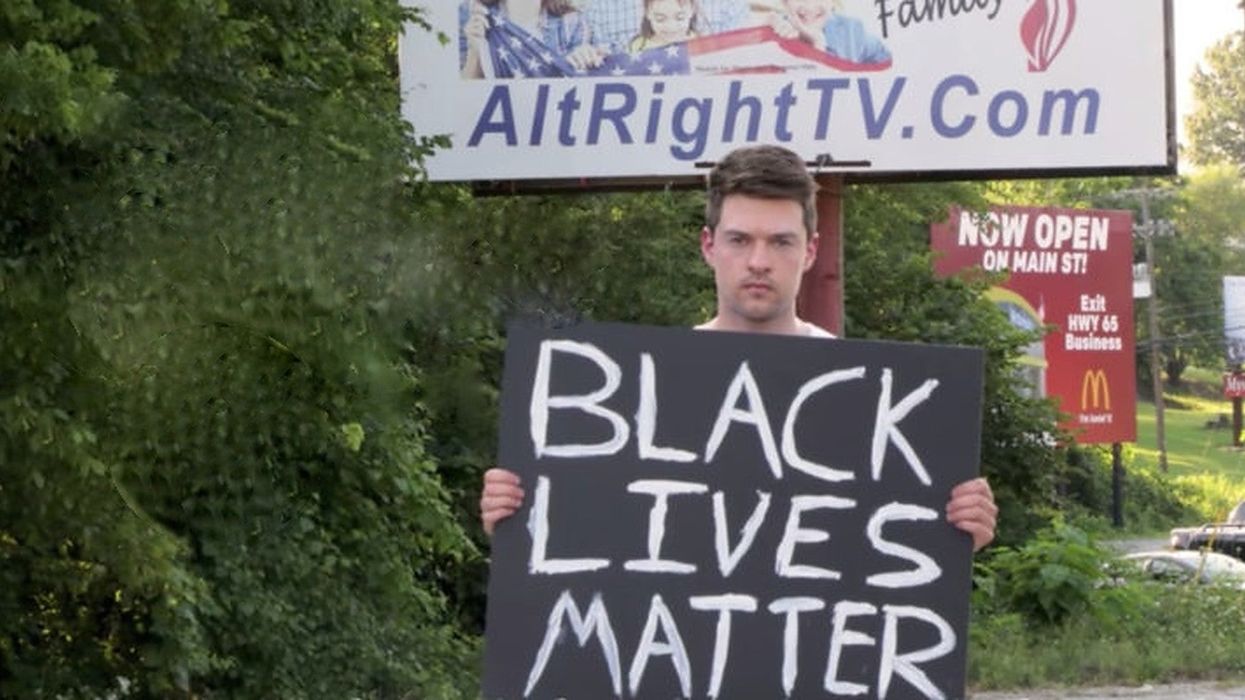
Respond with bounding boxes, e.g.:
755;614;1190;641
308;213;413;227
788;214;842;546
403;0;1177;195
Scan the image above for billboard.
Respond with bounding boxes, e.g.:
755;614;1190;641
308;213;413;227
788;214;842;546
1224;372;1245;399
1225;276;1245;365
931;206;1136;444
399;0;1174;184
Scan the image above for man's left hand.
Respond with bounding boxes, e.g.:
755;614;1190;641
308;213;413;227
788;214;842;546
946;477;997;552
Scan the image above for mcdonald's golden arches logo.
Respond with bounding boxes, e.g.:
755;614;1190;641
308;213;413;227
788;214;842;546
1081;369;1110;411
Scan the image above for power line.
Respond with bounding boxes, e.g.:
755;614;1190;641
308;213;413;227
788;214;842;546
1145;298;1225;313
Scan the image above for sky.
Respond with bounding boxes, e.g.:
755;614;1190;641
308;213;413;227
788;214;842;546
1174;0;1243;157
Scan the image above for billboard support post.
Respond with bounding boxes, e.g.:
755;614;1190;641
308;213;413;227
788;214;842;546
799;175;844;336
1235;398;1242;447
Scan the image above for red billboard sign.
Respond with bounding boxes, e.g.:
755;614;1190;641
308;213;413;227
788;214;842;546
931;207;1136;444
1225;373;1245;399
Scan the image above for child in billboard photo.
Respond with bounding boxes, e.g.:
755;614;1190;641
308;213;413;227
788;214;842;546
629;0;701;52
588;0;748;52
459;0;606;78
765;0;891;64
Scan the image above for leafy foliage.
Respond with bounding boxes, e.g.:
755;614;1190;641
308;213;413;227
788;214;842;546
973;519;1143;627
970;584;1245;689
843;182;1072;544
8;1;1212;694
1154;165;1245;380
2;1;477;697
1149;232;1226;382
1058;445;1193;534
1187;33;1245;169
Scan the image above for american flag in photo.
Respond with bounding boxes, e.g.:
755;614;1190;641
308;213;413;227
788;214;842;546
483;8;576;78
588;27;891;78
483;18;891;79
588;44;691;77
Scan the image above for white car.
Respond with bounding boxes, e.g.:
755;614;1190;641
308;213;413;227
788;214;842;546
1123;550;1245;587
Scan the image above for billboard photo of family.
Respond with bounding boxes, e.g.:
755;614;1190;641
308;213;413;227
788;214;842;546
458;0;893;79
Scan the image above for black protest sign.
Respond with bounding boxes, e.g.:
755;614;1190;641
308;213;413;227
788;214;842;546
484;322;984;700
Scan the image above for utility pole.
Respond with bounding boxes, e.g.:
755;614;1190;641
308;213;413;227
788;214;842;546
1116;187;1176;473
1138;192;1170;472
1110;186;1174;472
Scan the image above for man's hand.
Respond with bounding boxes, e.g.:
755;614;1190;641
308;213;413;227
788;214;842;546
768;12;799;39
481;467;525;536
464;1;489;43
946;477;997;552
767;11;826;49
565;44;607;72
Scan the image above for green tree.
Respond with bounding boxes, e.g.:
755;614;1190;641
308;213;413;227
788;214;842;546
2;2;476;697
843;182;1072;543
1187;32;1245;168
1149;165;1245;382
982;176;1133;209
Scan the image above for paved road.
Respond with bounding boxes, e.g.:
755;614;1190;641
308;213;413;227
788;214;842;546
972;682;1245;699
1103;537;1170;554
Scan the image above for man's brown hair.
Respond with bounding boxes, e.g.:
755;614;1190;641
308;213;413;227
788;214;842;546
704;145;818;237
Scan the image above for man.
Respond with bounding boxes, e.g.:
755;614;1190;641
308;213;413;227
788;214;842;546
480;144;998;551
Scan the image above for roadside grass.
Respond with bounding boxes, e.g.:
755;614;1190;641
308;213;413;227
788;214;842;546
1133;375;1245;522
970;586;1245;690
968;368;1245;691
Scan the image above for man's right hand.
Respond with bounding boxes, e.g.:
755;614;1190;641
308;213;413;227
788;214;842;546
464;1;489;48
480;468;525;536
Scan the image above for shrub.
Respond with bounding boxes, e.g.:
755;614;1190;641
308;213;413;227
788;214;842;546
974;519;1147;627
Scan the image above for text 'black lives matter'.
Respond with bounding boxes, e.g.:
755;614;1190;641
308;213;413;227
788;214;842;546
484;321;984;700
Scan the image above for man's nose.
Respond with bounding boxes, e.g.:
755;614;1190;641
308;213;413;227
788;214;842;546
746;243;772;271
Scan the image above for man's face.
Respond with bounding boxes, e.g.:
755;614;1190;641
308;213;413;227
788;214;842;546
701;194;817;331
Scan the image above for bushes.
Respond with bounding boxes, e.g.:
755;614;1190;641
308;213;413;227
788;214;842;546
843;183;1073;546
973;519;1143;626
1059;445;1196;533
969;518;1245;689
1;2;481;696
972;571;1245;688
1174;472;1245;524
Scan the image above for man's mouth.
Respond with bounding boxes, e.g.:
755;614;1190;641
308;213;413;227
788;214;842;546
743;282;772;292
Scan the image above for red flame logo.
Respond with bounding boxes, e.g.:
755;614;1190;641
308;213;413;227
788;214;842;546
1020;0;1076;72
